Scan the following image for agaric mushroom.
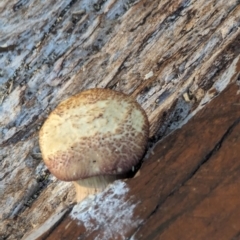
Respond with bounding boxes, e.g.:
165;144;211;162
39;88;149;202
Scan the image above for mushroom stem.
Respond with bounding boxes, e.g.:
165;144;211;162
73;175;119;202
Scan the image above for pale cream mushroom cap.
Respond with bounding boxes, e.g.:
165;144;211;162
39;88;149;182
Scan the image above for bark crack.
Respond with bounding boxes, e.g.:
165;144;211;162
186;117;240;179
129;116;240;239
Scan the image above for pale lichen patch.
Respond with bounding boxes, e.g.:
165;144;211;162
70;181;142;239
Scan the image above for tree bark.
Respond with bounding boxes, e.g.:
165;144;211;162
46;82;240;240
0;0;239;239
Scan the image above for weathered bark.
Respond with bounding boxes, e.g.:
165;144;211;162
0;0;239;239
45;82;240;240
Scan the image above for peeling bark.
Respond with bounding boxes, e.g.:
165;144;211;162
45;83;240;240
0;0;240;239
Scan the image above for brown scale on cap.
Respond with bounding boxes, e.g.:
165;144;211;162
39;88;149;202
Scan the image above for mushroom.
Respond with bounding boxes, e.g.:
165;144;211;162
39;88;149;202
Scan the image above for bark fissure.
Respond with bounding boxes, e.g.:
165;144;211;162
129;115;240;239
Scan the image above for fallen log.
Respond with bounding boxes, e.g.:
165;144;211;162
0;0;239;239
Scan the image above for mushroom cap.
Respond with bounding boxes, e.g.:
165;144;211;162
39;88;149;181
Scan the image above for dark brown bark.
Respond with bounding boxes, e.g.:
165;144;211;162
0;0;240;239
45;83;240;240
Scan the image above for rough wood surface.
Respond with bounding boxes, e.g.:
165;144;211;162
0;0;240;239
37;82;240;240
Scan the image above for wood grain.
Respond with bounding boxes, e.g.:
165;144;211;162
0;0;240;239
43;83;240;239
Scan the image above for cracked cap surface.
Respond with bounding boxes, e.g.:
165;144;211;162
39;88;149;181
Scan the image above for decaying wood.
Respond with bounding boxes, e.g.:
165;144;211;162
24;82;240;240
26;82;240;239
0;0;240;239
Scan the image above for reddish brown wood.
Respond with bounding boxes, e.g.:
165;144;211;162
44;83;240;239
1;1;240;238
133;93;240;240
